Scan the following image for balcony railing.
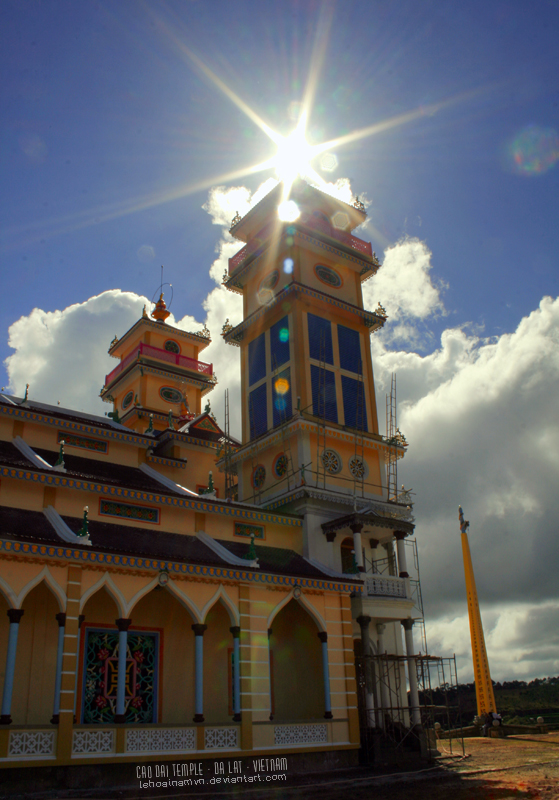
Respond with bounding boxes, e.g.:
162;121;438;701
227;215;372;275
105;343;213;386
365;575;408;599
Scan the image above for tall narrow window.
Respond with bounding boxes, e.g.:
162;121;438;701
341;375;367;431
249;383;267;439
248;333;266;386
270;316;290;369
272;367;292;428
307;314;333;364
311;365;338;423
338;325;362;374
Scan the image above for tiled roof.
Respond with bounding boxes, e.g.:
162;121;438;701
0;440;184;496
216;538;333;579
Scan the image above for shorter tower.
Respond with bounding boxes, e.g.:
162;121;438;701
459;506;496;716
100;295;215;433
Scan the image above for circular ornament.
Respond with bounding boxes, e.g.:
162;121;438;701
349;456;368;480
273;453;289;479
158;570;169;586
321;449;342;474
259;270;279;293
159;386;183;404
251;464;266;489
164;340;180;354
314;264;342;288
122;390;134;410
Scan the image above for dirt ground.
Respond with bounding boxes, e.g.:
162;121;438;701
7;733;559;800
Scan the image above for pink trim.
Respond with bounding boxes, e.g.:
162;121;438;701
105;343;212;385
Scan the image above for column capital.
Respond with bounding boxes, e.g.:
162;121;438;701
376;622;386;635
317;631;328;644
115;618;131;632
325;531;337;543
7;609;24;624
356;615;371;630
55;612;66;627
192;623;207;636
369;538;379;549
394;531;408;541
230;626;240;639
401;618;414;631
350;521;363;534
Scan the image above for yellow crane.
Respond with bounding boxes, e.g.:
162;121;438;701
459;506;496;717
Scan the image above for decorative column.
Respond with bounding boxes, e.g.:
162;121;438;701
394;532;409;577
192;624;207;722
325;531;336;571
230;626;241;721
267;628;273;721
317;632;333;719
349;521;365;572
51;612;66;724
73;614;85;720
382;541;397;576
1;609;24;724
376;622;390;723
357;615;376;727
402;619;422;727
369;538;380;573
115;618;132;723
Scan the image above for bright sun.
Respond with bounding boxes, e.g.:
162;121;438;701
273;127;317;185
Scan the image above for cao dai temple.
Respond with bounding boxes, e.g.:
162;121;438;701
0;179;429;786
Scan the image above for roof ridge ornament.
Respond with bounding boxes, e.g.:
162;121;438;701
230;211;242;230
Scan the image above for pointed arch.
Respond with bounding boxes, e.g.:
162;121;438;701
127;578;202;623
0;578;17;609
201;586;239;626
17;566;66;612
267;589;326;633
79;573;126;618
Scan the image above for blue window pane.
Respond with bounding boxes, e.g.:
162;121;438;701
338;325;362;374
307;314;333;364
249;384;267;439
272;368;292;428
248;333;266;386
342;375;367;431
311;365;338;423
270;316;290;369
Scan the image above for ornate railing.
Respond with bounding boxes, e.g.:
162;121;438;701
227;215;372;275
365;575;407;599
105;343;212;386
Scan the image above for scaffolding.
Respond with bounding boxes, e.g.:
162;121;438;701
352;360;366;500
385;372;398;502
271;355;296;493
355;651;465;765
221;388;237;501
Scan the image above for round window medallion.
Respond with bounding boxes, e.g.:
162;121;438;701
122;390;134;409
259;270;279;293
159;386;183;404
321;449;342;474
164;340;180;354
314;264;342;288
273;453;289;479
252;464;266;489
349;456;368;480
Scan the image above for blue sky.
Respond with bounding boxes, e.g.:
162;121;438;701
1;0;559;682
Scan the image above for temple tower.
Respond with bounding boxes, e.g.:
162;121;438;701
222;179;407;564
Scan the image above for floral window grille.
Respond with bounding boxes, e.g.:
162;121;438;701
349;457;367;480
81;627;159;724
321;449;342;474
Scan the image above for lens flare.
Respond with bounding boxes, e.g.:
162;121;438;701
279;327;289;342
283;258;294;274
274;377;290;395
507;125;559;176
278;201;300;222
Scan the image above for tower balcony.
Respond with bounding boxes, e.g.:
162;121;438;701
104;342;213;387
227;215;373;275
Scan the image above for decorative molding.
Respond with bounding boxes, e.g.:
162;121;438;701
0;538;361;594
58;431;108;454
9;730;56;757
72;729;115;754
146;453;186;469
126;727;195;753
99;498;160;524
365;576;407;598
0;465;301;526
234;523;264;540
205;727;239;749
274;724;327;745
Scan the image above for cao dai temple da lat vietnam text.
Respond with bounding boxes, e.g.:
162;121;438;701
0;178;439;785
